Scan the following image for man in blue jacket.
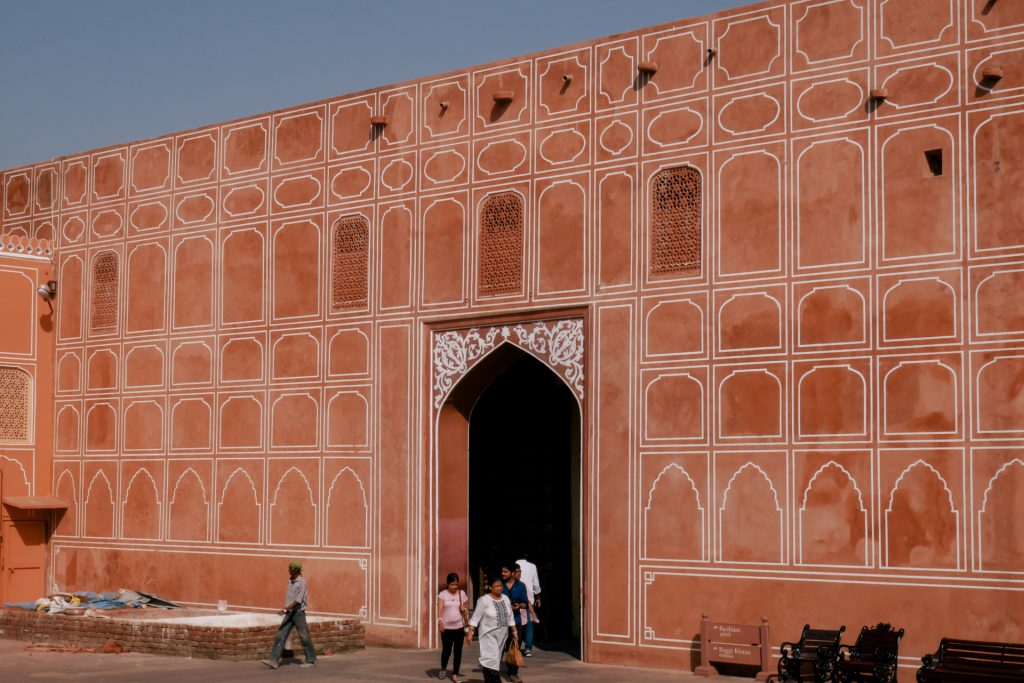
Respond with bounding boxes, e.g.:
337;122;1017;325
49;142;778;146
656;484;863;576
501;562;529;683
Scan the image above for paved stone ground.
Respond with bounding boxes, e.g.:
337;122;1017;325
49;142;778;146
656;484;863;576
0;638;755;682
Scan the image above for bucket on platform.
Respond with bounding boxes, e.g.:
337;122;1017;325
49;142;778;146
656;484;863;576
217;600;227;612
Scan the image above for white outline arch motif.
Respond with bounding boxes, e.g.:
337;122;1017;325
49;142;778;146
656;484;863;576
168;467;210;542
643;463;705;561
977;458;1024;573
797;461;869;567
717;462;784;564
269;466;318;546
325;466;370;548
884;459;960;570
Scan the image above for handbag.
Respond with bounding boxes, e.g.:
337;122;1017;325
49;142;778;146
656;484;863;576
506;641;524;667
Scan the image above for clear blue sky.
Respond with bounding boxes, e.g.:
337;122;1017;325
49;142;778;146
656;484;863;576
0;1;748;170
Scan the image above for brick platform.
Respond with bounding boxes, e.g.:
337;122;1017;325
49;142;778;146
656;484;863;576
0;609;363;661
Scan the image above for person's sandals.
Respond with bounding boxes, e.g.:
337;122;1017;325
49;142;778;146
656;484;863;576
261;659;279;669
438;672;447;679
300;662;315;668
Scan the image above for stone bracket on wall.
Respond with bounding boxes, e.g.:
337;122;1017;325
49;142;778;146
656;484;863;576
431;318;584;409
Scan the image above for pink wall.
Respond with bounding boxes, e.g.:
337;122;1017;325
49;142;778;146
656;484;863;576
2;0;1024;673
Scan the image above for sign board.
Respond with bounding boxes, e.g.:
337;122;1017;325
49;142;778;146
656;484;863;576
694;613;772;680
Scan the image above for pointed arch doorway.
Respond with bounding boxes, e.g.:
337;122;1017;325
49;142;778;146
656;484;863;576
431;317;584;654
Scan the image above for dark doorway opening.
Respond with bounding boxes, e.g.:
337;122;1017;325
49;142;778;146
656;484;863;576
468;351;581;654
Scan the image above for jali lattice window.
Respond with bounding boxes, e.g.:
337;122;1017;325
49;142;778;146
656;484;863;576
331;216;369;311
479;192;523;296
651;166;702;275
90;250;119;333
0;366;32;443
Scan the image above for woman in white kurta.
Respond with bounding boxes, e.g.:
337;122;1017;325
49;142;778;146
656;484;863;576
466;576;516;683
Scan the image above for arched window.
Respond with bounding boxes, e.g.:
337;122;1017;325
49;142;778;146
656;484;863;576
479;191;523;296
0;366;32;443
331;216;369;311
650;166;701;275
90;250;119;333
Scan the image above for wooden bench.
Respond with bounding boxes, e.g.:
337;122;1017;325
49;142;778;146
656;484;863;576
916;637;1024;682
834;623;904;683
778;624;846;682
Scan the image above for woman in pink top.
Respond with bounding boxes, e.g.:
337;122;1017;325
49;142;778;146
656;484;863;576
436;572;468;681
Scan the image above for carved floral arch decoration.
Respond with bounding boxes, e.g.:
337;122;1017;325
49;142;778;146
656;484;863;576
431;318;584;409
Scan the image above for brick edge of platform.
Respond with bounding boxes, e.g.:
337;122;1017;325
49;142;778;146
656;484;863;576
0;609;364;661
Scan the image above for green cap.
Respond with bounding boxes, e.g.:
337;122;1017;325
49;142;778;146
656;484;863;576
289;560;302;570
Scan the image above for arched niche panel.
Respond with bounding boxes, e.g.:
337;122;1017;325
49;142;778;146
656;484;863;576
974;269;1024;337
171;340;213;386
85;402;117;453
328;327;370;377
326;390;370;449
643;464;704;561
643;374;704;441
976;356;1024;433
55;404;81;454
718;463;784;563
882;277;956;342
57;352;81;394
597;168;634;289
58;254;84;341
83;470;115;538
123;400;164;452
796;137;865;269
220;336;264;384
219;395;264;450
717;149;782;277
168;467;210;542
124;344;165;389
881;124;955;261
125;241;167;334
885;461;960;569
272;331;320;381
170;397;212;451
798;462;868;566
270;392;319;449
172;234;215;329
421;198;465;305
217;467;262;544
379;204;413;310
220;227;265;325
883;360;958;435
717;292;781;352
797;284;866;347
86;349;118;391
325;466;369;548
644;299;704;357
974;111;1024;251
272;217;321;320
797;365;867;438
718;369;782;439
269;466;317;546
978;459;1024;572
54;469;78;536
537;178;586;295
121;468;161;540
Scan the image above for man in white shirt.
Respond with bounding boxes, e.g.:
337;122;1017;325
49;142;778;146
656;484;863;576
516;556;541;656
